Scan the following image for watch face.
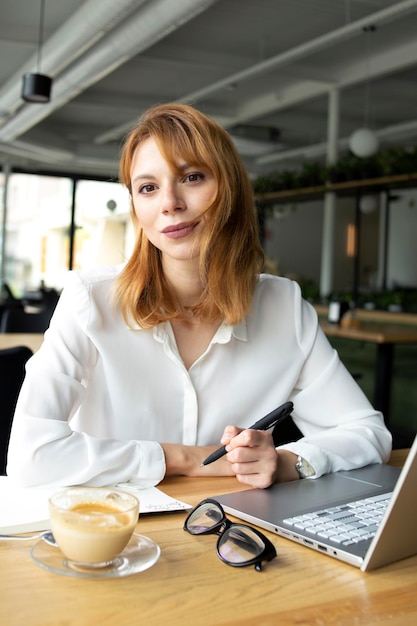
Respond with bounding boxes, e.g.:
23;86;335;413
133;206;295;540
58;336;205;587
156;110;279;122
296;456;315;478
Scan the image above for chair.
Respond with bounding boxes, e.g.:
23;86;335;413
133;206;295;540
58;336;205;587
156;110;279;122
272;416;303;445
0;345;33;475
0;307;52;333
0;300;23;327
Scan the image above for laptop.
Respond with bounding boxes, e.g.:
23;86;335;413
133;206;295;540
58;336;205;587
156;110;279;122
213;435;417;571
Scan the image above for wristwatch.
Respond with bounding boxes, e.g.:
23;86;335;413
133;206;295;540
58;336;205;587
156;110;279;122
295;455;315;479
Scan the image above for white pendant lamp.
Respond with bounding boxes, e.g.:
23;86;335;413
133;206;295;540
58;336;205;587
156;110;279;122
349;128;379;158
349;25;378;158
22;0;53;103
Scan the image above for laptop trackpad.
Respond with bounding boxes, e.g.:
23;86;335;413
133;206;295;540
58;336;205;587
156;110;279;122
215;464;400;521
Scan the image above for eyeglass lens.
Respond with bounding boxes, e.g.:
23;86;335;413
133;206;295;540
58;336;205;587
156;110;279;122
217;525;267;564
186;500;224;534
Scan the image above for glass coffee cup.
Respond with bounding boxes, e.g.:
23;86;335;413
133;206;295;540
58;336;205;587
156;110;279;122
49;487;139;570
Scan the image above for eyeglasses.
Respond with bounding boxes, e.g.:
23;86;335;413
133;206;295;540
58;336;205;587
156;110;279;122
183;498;277;571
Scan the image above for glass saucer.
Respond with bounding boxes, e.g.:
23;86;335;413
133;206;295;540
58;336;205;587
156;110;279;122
30;533;160;579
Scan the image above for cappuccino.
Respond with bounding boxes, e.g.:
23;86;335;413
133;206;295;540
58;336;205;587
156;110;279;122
49;488;139;566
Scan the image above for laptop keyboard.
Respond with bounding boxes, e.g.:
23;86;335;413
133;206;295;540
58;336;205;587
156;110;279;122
283;492;392;546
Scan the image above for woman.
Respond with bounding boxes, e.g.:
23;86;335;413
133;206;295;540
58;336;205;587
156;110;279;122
7;103;391;488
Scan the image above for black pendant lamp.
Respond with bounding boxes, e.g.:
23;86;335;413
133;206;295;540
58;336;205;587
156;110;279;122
22;0;53;103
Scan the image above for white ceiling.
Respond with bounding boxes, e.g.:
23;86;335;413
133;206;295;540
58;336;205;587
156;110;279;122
1;0;417;178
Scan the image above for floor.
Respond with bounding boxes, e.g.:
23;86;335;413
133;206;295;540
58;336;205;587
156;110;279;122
329;338;417;449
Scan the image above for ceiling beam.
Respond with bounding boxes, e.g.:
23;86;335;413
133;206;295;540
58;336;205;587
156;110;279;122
98;0;417;144
0;0;220;142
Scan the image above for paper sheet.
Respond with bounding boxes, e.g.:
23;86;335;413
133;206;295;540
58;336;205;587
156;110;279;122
0;476;191;534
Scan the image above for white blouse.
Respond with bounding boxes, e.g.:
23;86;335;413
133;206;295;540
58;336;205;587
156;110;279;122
7;267;392;487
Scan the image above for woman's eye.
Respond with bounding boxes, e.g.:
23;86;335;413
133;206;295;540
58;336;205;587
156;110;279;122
184;172;203;183
139;184;156;194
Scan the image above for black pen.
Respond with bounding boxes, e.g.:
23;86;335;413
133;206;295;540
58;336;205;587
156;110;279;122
201;401;294;466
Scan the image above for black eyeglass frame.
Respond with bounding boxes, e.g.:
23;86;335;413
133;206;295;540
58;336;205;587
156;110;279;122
183;498;277;571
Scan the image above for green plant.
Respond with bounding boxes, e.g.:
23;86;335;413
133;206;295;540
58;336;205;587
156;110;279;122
253;144;417;195
299;279;320;303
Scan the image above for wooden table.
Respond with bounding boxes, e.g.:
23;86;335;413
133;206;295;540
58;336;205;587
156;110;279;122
0;333;44;353
1;450;415;626
322;323;417;425
315;305;417;327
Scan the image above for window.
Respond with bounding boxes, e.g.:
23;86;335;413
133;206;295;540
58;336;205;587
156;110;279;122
73;179;132;271
0;172;132;298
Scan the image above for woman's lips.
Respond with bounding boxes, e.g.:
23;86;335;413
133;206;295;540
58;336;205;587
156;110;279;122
162;222;197;239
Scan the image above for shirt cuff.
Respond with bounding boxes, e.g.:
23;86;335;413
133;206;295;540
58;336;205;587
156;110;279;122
277;441;329;478
131;441;166;487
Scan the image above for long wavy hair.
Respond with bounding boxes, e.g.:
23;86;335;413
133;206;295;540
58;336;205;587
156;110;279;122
114;103;264;329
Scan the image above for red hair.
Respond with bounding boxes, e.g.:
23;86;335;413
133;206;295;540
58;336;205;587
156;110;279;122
114;103;264;328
